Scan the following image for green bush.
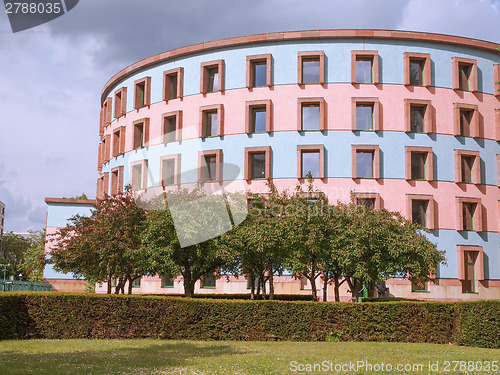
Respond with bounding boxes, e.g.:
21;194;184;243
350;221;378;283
0;292;497;348
151;294;314;301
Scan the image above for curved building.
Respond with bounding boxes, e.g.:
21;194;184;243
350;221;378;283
87;30;500;299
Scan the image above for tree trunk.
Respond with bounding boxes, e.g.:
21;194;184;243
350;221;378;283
347;277;363;301
310;276;318;302
127;276;134;295
334;277;340;302
249;274;255;300
261;274;267;300
107;274;112;294
322;273;328;302
268;270;274;300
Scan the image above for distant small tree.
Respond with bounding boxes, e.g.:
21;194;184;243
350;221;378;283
0;231;31;279
18;229;46;283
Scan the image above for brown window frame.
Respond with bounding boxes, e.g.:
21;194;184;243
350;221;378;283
494;64;500;98
198;150;223;183
100;97;112;137
453;103;479;138
351;192;382;210
199;104;224;138
351;51;379;85
495;109;500;142
405;146;433;181
245;146;271;181
456;197;482;232
160;154;181;187
97;172;109;199
404;99;433;133
162;110;183;143
497;154;500;188
404;52;431;87
102;134;111;164
297;51;325;85
114;87;127;119
130;160;148;192
351;145;380;180
297;97;326;131
406;194;435;229
110;166;124;195
297;145;325;180
163;67;184;102
245;100;272;134
200;60;225;94
112;126;126;158
246;54;272;88
352;97;381;131
132;118;150;150
454;150;481;184
457;245;484;288
133;77;151;110
452;57;478;92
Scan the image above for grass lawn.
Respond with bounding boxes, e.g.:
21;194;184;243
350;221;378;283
0;340;499;375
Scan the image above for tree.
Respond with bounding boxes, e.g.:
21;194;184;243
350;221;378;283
141;188;240;298
0;231;31;279
18;229;46;283
50;193;147;294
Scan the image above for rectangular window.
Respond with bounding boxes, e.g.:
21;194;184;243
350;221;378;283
460;109;472;137
198;150;222;183
201;60;224;94
412;200;428;226
453;103;479;137
251;107;267;133
247;54;272;88
134;123;144;149
352;98;381;131
351;51;379;85
454;150;480;184
411;152;427;180
462;202;475;231
201;275;216;288
114;87;127;118
200;104;223;138
130;161;147;191
352;192;382;210
297;145;325;179
112;127;126;158
164;116;177;143
162;273;174;288
356;198;376;209
410;105;425;133
355;57;373;84
404;53;431;87
163;68;183;101
245;100;272;134
132;277;141;288
494;64;500;98
110;166;124;195
250;153;266;179
302;152;320;178
352;145;380;180
298;51;324;85
162;159;176;186
411;277;428;292
134;77;150;110
297;98;326;131
356;104;374;130
462;250;477;293
252;61;267;87
452;57;477;92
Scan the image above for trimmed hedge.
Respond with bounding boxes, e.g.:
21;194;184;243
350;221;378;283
0;293;498;348
151;294;314;301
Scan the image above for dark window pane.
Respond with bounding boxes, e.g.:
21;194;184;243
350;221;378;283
136;83;145;108
356;198;375;209
164;117;177;143
460;110;472;136
302;104;320;130
356;151;374;178
252;62;267;87
356;104;373;130
356;58;372;83
302;59;320;84
409;60;424;86
459;64;471;91
207;68;218;92
162;159;175;186
410;105;425;133
461;156;474;183
202;275;216;288
412;200;428;227
163;273;174;287
462;203;475;231
204;155;217;182
134;124;144;149
301;151;320;178
462;251;477;293
250;152;266;179
252;107;267;133
169;74;178;99
411;152;426;180
205;112;218;137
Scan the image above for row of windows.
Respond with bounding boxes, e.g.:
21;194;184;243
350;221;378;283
99;51;500;136
98;98;500;171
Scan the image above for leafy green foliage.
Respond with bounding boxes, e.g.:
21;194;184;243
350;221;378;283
0;231;32;279
18;230;46;283
0;293;497;348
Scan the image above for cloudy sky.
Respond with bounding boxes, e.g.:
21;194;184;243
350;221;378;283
0;0;499;232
